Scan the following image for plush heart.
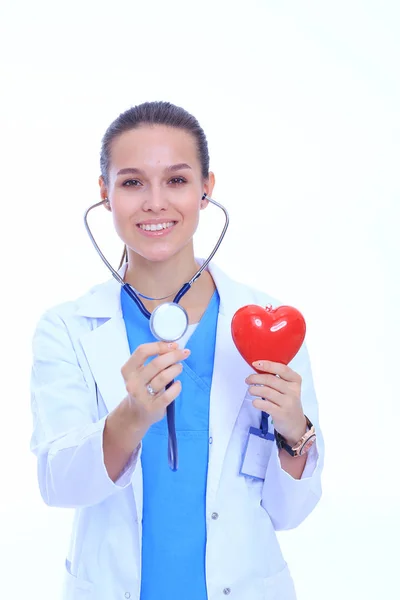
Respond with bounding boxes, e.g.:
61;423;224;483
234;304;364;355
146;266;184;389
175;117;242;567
231;304;306;372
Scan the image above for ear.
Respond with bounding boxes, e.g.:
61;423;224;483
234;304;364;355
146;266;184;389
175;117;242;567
99;176;111;211
201;171;216;210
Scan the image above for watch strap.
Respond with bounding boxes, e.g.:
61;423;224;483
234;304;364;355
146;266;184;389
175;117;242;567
275;416;316;457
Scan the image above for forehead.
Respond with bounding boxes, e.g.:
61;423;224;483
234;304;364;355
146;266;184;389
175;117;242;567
109;125;199;171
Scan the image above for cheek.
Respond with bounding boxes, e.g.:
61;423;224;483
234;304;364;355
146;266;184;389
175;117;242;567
110;204;135;241
111;195;134;221
183;210;200;236
183;199;201;224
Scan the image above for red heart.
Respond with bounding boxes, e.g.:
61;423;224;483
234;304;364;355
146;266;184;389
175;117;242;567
231;304;306;372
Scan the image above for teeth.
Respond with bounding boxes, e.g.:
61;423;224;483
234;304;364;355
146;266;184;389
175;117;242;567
139;222;175;231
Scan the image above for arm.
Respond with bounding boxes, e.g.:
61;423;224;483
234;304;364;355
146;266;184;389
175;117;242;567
31;311;187;507
278;448;308;480
30;310;143;508
103;396;149;482
264;344;323;530
245;344;324;530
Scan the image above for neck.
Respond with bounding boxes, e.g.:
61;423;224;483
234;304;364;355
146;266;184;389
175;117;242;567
124;246;198;301
123;246;216;321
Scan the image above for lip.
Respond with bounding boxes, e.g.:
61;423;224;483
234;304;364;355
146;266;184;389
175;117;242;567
136;221;178;238
136;218;177;225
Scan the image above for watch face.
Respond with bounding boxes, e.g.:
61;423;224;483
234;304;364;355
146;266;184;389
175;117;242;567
300;433;317;455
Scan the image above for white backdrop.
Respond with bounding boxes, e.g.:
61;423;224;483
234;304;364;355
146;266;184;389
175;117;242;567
0;1;399;598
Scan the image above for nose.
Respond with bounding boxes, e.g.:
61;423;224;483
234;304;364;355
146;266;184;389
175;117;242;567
142;185;169;213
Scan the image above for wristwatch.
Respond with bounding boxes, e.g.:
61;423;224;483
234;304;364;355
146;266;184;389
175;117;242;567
275;416;316;457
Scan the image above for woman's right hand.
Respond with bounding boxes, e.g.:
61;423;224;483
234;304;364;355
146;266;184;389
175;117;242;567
121;341;190;430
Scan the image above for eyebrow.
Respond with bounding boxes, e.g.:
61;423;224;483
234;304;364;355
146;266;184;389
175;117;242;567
116;163;192;176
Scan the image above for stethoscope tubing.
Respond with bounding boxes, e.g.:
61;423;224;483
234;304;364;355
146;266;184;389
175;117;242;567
84;194;229;471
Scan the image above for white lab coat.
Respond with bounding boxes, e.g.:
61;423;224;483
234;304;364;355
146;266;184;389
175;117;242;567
30;261;324;600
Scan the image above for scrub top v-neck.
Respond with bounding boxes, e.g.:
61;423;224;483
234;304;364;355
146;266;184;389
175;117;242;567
121;289;220;600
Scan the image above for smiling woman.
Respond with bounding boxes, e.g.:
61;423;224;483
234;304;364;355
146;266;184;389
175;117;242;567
30;100;324;600
101;123;214;276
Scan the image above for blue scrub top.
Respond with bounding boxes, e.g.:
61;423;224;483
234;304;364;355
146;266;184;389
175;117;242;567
121;289;220;600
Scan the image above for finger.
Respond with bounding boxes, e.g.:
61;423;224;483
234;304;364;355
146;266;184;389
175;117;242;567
156;379;183;408
248;385;283;406
246;373;288;393
252;360;302;384
122;342;179;378
148;363;184;395
252;397;283;416
141;348;190;384
124;348;189;400
122;341;179;377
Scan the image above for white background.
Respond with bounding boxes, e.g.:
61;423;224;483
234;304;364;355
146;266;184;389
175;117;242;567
1;0;399;598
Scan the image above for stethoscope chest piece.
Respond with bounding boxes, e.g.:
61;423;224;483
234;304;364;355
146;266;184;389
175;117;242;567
150;302;189;342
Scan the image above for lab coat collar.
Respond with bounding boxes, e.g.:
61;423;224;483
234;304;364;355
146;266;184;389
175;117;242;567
75;259;242;320
75;264;128;318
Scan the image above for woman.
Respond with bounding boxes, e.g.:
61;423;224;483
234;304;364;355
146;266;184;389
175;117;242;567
30;101;324;600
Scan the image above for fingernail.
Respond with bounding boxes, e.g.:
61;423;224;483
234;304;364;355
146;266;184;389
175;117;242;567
252;361;263;369
183;349;190;356
168;342;177;348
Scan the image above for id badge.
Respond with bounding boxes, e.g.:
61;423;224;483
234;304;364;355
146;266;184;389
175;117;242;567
240;426;275;481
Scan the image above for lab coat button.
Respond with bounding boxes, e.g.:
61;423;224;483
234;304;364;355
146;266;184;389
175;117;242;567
125;593;131;599
223;588;231;595
211;512;219;520
209;436;213;444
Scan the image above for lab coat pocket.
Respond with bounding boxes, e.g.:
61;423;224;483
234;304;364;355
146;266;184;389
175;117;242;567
263;563;297;600
63;559;94;599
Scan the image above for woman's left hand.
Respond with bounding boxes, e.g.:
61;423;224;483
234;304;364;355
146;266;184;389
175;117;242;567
245;360;307;447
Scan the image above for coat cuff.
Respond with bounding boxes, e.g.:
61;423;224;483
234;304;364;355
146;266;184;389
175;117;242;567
261;437;322;530
39;417;141;507
111;438;142;487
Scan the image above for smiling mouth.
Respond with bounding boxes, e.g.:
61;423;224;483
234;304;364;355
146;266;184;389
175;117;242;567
137;221;177;232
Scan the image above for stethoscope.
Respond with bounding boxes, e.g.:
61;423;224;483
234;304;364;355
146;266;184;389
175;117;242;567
84;193;229;471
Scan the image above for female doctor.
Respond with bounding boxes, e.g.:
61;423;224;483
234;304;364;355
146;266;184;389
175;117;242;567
30;101;324;600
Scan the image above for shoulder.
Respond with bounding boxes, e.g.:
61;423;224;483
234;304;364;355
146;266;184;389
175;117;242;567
32;278;116;343
209;261;316;383
40;282;104;321
209;261;283;313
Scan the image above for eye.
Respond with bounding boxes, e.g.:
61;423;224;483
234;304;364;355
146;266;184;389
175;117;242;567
169;177;187;185
122;179;142;187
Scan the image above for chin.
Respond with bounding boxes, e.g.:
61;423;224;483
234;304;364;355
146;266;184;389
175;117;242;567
127;230;195;264
133;243;180;264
